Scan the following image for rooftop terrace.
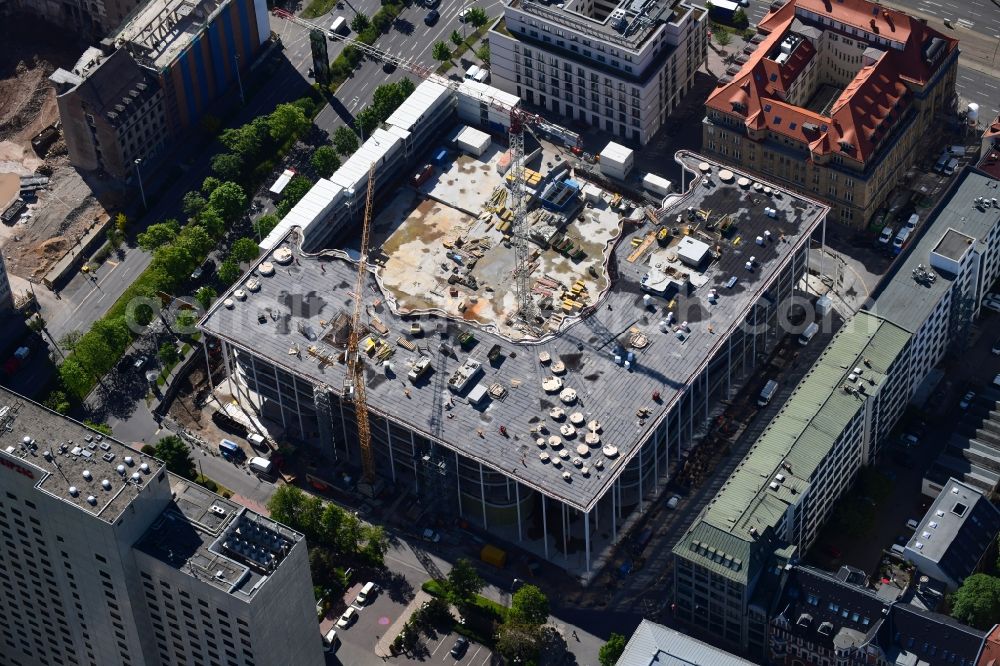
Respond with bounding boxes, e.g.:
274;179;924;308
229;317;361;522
135;477;303;598
199;152;826;510
115;0;228;68
0;387;165;523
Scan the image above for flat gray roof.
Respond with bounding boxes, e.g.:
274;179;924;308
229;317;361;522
934;228;975;262
906;477;1000;566
135;477;303;599
0;387;165;523
199;152;826;510
868;170;1000;333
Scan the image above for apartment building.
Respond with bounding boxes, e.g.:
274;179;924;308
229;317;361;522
488;0;707;145
701;0;958;227
50;0;271;181
616;619;756;666
4;0;142;37
672;167;1000;659
768;565;988;666
0;386;322;666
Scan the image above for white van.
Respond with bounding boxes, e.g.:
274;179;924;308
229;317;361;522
247;433;266;449
904;213;919;230
330;16;348;35
758;380;779;407
458;6;473;22
464;64;481;80
323;628;339;653
798;321;819;346
248;456;274;477
943;157;959;176
878;225;894;245
355;581;378;606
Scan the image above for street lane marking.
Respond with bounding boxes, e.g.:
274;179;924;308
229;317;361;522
430;637;445;656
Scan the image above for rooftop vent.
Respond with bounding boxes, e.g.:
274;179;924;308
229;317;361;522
124;456;134;466
82;470;92;481
68;486;79;497
116;464;126;475
131;472;142;483
101;479;112;490
86;496;97;506
140;463;151;474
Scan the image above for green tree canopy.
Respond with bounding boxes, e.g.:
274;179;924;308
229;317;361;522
292;96;317;118
599;633;627;666
355;107;380;139
137;219;180;252
510;584;549;626
277;176;313;217
267;103;310;143
496;623;542;664
476;43;490;64
333;126;359;156
59;330;83;352
350;12;371;32
59;358;92;398
196;207;225;237
446;559;484;605
84;420;113;436
253;213;280;239
231;237;261;264
158;342;180;366
952;574;1000;630
432;41;451;62
467;5;489;27
202;176;222;195
218;258;241;285
154;435;196;479
211;152;244;181
208;181;248;224
176;225;214;260
182;191;207;218
451;29;464;46
195;286;217;310
43;390;71;414
311;145;341;178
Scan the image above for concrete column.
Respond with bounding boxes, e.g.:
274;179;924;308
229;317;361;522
290;373;305;437
385;416;397;483
727;335;732;397
515;482;522;541
542;493;549;559
705;366;709;419
638;443;644;513
455;451;463;517
584;509;591;574
272;364;288;430
221;340;234;394
203;344;215;392
612;480;617;541
479;463;488;529
410;431;418;493
562;503;568;559
247;354;263;414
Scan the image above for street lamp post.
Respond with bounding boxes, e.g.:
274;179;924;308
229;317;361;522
134;158;147;209
234;54;245;105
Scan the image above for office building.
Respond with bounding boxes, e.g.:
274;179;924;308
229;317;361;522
200;152;827;573
925;388;1000;497
903;478;1000;591
673;168;1000;658
615;619;755;666
0;386;323;666
50;0;271;181
4;0;142;37
488;0;707;145
701;0;958;227
768;565;988;666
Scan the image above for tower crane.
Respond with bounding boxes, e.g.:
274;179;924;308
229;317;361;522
272;8;583;323
344;163;377;484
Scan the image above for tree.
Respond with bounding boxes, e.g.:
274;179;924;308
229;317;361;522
333;126;359;156
137;220;180;252
253;213;280;239
497;623;542;664
196;207;225;238
84;420;113;436
153;244;199;284
176;225;214;261
599;633;627;666
218;258;241;285
211;152;244;181
26;315;45;334
510;584;549;626
91;316;132;357
354;107;380;139
59;358;92;398
277;176;313;217
267;103;310;143
477;43;490;64
115;212;127;234
182;191;207;218
360;524;388;566
432;41;451;62
732;7;748;28
202;176;222;196
466;5;489;28
292;96;317;118
713;27;731;46
311;145;341;178
158;342;180;367
350;12;371;32
154;435;196;480
175;310;197;331
208;181;248;224
140;443;157;455
451;29;464;46
195;286;217;310
398;78;415;97
220;117;269;162
231;237;260;264
446;559;484;605
43;389;71;414
59;330;84;352
952;574;1000;630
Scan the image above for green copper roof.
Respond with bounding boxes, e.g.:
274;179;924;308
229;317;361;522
673;311;911;582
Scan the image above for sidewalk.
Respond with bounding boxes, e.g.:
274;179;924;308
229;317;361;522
373;589;433;658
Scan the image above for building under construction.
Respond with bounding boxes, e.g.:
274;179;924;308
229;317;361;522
199;81;828;572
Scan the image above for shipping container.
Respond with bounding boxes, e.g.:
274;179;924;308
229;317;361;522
642;173;672;197
599;141;633;181
456;126;490;157
480;544;507;568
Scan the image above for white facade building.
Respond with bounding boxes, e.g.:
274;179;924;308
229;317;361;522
0;387;322;666
488;0;707;145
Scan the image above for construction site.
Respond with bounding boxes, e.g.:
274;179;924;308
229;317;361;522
199;85;830;572
0;14;111;284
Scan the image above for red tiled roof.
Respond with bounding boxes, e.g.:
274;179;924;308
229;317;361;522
978;625;1000;666
978;146;1000;181
985;113;1000;139
707;0;957;164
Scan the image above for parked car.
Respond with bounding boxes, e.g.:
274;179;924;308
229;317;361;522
424;9;439;25
960;391;976;409
450;637;470;658
336;607;357;629
878;225;895;245
355;582;378;606
457;6;473;22
906;518;920;530
323;629;339;653
133;355;148;370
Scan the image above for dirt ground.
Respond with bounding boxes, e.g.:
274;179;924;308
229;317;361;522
0;15;109;281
